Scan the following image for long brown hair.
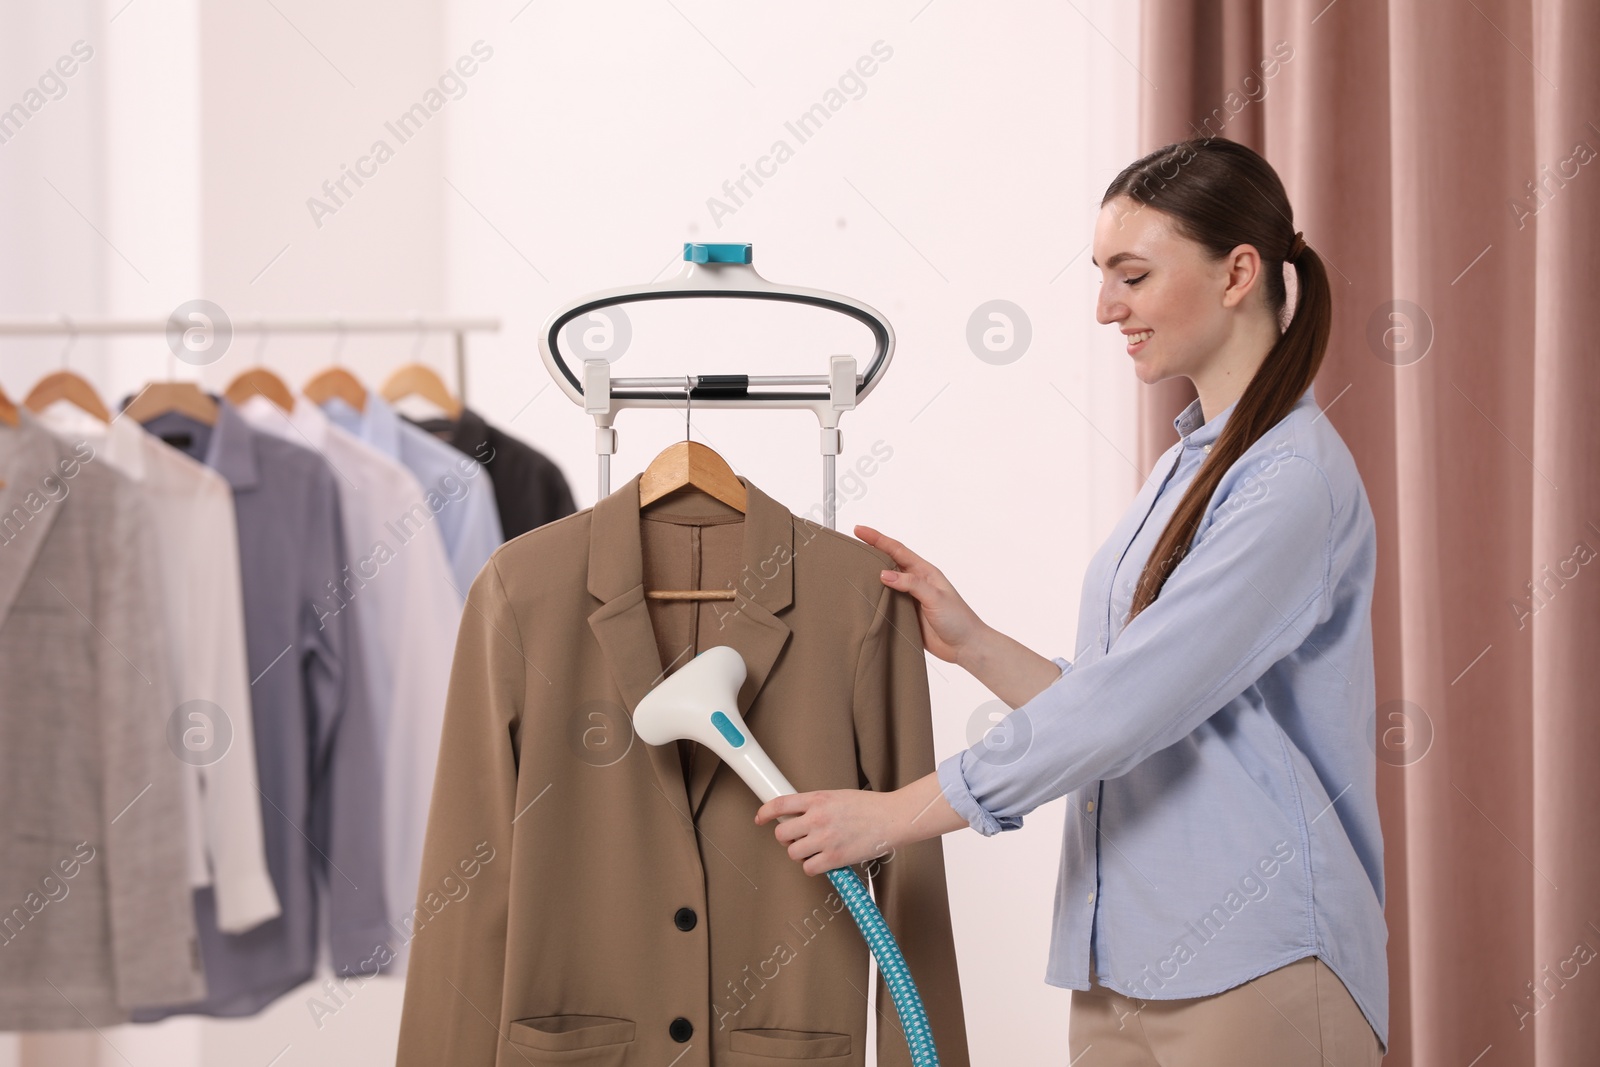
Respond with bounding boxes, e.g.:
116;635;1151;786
1104;137;1332;623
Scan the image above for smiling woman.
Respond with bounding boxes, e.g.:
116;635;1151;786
757;137;1384;1066
1091;138;1330;619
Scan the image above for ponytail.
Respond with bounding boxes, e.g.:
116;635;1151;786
1103;139;1333;623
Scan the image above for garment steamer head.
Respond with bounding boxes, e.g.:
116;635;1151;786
632;645;797;804
631;644;943;1063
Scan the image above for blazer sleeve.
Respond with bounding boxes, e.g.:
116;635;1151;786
396;556;522;1067
852;581;972;1067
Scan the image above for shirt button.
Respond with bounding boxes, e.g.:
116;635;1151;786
1086;800;1095;813
1203;443;1212;453
673;907;697;931
1087;892;1096;904
669;1017;694;1042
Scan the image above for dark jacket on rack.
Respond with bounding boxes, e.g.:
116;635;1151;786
396;473;971;1066
408;405;576;539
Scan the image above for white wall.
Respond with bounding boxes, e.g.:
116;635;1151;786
1;1;1143;1063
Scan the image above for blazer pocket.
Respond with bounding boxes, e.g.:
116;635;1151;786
729;1028;853;1060
507;1015;635;1063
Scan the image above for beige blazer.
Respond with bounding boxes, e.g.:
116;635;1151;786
397;473;970;1066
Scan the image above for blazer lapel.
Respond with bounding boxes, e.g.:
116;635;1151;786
0;416;69;631
686;477;792;817
587;474;794;824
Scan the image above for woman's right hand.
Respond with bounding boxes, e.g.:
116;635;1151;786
854;524;990;666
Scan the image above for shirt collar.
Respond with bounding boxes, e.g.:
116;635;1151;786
203;398;262;490
31;406;149;482
1173;383;1318;449
129;395;259;490
323;391;401;457
446;405;489;455
104;417;149;482
237;392;332;451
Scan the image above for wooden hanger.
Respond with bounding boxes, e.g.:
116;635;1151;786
21;319;108;423
0;383;19;428
123;380;219;425
640;381;747;601
303;367;367;411
26;370;112;423
226;367;296;413
303;324;367;411
381;362;461;419
225;327;295;413
640;440;747;514
0;383;14;486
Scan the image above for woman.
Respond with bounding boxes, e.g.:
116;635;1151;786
754;138;1387;1065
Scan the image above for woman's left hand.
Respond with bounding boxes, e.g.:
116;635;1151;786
754;789;902;876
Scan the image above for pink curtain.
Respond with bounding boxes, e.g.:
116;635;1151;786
1137;2;1600;1063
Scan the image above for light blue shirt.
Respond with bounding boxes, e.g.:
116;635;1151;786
937;383;1388;1052
323;394;503;594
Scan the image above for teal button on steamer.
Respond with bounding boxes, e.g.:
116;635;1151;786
634;645;941;1066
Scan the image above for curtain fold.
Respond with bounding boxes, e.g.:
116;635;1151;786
1530;1;1600;1065
1137;2;1598;1063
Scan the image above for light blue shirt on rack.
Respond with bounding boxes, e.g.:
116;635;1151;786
323;393;503;596
936;383;1388;1052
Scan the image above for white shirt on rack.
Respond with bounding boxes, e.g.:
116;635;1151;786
236;393;463;971
36;405;281;933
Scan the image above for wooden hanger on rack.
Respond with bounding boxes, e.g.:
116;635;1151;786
303;323;367;411
227;367;296;412
23;320;111;423
641;379;747;601
123;380;219;425
26;371;112;423
118;314;220;426
0;381;14;486
225;326;296;413
302;366;366;410
381;363;461;419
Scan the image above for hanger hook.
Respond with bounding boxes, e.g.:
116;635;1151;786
58;313;77;368
684;374;691;442
409;311;427;359
330;315;346;366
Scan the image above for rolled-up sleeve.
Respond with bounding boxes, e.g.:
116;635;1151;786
937;657;1071;835
938;454;1335;833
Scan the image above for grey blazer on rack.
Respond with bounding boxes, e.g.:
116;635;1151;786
0;413;206;1028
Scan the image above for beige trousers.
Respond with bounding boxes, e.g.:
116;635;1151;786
1068;955;1383;1066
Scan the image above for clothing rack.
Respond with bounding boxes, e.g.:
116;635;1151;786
0;316;500;398
539;244;895;530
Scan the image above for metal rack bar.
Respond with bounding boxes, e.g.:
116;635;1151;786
0;316;500;399
612;374;857;389
0;317;500;334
